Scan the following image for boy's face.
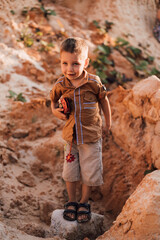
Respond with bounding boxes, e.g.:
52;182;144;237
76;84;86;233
60;51;89;81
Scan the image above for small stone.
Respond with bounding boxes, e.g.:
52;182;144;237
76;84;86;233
37;75;45;82
29;68;37;75
16;171;36;187
12;130;29;139
8;153;18;163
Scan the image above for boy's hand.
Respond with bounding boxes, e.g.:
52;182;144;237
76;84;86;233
102;125;111;138
52;108;67;121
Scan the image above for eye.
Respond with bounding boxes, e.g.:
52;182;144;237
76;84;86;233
74;62;80;65
62;62;67;65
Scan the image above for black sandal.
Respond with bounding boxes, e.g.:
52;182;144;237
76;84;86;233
77;203;91;223
63;202;78;221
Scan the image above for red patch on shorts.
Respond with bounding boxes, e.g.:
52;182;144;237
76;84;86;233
66;153;75;163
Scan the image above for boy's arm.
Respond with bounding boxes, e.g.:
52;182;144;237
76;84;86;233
99;96;112;130
51;100;67;121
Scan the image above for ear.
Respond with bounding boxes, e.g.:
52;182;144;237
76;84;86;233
84;58;90;68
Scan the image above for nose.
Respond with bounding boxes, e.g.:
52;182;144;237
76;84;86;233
67;64;73;72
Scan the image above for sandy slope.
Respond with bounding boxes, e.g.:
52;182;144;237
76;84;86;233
59;0;160;63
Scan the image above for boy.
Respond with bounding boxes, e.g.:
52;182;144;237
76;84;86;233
50;37;111;223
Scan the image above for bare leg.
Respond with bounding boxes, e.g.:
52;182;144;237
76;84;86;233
65;181;77;219
80;184;91;203
66;181;77;202
78;183;91;221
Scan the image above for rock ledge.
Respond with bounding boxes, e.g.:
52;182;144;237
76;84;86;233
47;209;104;240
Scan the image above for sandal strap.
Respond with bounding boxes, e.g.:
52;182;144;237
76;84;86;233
78;203;91;212
64;209;76;214
77;210;90;215
63;208;77;221
64;201;78;209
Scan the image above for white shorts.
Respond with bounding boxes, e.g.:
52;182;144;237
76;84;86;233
62;139;103;186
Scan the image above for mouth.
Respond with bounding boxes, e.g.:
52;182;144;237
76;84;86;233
67;73;75;77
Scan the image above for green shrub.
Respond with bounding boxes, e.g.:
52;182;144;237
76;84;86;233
91;34;160;85
7;90;26;102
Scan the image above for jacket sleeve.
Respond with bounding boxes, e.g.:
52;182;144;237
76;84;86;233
50;81;62;103
95;76;107;100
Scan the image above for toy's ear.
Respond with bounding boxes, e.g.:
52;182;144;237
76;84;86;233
84;58;89;68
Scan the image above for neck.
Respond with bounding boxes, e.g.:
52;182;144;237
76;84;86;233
70;71;85;88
